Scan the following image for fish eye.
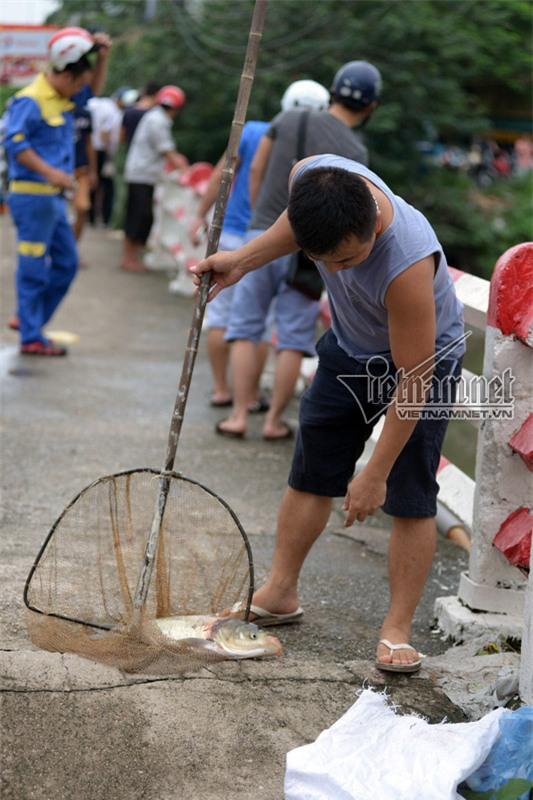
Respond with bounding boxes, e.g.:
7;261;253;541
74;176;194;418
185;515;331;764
249;632;257;640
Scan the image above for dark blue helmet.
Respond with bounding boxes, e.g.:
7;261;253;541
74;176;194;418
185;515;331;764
330;61;382;110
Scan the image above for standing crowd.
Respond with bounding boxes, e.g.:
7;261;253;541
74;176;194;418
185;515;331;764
4;25;469;674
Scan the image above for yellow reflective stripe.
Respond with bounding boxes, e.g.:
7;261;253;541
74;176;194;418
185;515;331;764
9;181;60;195
12;133;25;142
16;73;74;122
18;241;47;257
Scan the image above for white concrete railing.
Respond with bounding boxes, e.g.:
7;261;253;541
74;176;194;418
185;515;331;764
435;244;533;704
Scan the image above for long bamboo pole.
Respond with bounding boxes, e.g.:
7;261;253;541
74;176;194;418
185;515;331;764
132;0;268;621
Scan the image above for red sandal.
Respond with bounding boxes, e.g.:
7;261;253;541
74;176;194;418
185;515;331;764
20;340;68;357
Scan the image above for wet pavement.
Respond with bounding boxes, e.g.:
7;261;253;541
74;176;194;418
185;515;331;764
1;217;474;799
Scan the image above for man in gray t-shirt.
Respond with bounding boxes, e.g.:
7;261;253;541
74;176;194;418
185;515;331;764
219;61;382;442
251;108;368;232
121;85;187;271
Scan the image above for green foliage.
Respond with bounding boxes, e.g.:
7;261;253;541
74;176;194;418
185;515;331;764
475;638;521;656
409;171;533;278
46;0;532;273
0;86;18;115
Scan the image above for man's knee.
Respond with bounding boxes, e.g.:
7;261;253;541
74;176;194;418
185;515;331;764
53;254;78;281
16;252;48;290
391;516;436;531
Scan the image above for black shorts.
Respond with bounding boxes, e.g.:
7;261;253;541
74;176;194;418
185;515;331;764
124;182;154;244
288;329;462;518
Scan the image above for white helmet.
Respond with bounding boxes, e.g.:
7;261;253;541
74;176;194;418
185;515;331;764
281;80;330;112
48;27;95;71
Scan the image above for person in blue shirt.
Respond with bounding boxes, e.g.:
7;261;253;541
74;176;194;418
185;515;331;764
188;120;269;407
4;27;111;356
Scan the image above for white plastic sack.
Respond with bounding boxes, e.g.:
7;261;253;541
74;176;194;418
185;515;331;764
284;689;506;800
145;163;212;278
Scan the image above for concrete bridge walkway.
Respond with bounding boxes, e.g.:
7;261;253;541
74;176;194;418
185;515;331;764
1;218;483;800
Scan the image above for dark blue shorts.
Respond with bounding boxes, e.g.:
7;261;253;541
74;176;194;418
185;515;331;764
288;329;462;518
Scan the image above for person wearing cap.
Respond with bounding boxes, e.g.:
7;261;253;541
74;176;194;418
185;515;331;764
4;27;111;355
121;85;188;271
121;81;162;151
216;65;381;440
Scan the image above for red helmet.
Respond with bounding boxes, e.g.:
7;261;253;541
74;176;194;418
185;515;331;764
48;27;94;70
156;85;186;109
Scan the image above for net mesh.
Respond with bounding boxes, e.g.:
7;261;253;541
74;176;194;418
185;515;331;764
24;470;253;674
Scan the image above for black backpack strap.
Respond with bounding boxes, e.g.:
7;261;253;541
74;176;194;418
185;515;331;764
294;110;310;164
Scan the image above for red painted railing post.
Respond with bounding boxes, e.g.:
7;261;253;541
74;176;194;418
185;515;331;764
458;243;532;700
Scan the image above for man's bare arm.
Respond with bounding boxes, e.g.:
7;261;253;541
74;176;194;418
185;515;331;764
189;153;232;245
164;149;189;171
190;209;298;298
16;149;73;189
89;34;112;96
343;256;436;524
249;135;272;207
366;256;436;478
87;138;98;187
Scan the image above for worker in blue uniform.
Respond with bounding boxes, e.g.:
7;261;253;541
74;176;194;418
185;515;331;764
4;27;111;356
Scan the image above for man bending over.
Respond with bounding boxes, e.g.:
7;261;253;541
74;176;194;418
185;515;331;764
191;154;464;673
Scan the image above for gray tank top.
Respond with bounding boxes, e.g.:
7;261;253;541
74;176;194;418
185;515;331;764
294;154;465;359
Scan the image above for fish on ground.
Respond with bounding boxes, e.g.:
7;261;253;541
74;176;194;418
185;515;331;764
154;614;282;660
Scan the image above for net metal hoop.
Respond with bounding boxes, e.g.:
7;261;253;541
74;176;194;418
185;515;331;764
23;468;254;632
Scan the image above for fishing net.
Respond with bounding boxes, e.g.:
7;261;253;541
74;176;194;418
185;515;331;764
24;0;268;678
24;469;254;674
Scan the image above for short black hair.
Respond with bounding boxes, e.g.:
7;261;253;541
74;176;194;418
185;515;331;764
143;81;162;97
54;55;93;77
288;166;377;255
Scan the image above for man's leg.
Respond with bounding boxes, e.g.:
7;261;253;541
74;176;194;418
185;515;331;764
101;175;114;227
377;359;462;666
121;236;145;270
218;253;279;435
72;169;90;242
8;193;56;344
42;202;78;326
217;339;261;433
205;265;238;405
251;330;370;617
377;516;436;667
122;184;151;270
73;209;86;242
262;349;302;438
89;150;105;225
252;487;332;614
266;279;319;438
207;327;232;404
207;332;270;407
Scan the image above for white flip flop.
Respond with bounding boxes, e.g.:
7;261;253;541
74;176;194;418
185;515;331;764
231;602;304;627
375;639;425;673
